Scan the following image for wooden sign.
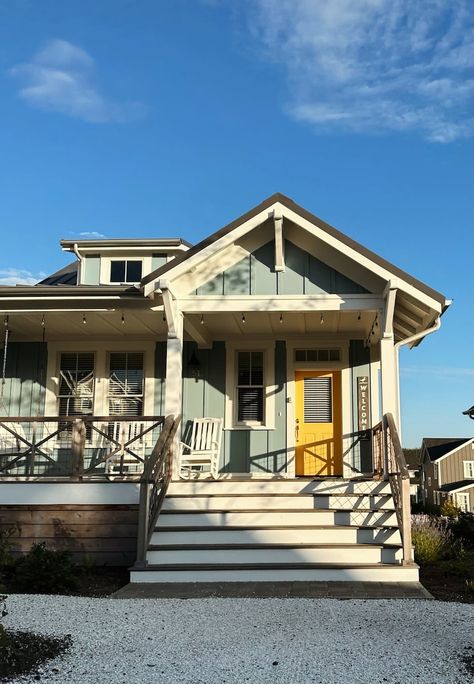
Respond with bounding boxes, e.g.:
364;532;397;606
357;376;370;433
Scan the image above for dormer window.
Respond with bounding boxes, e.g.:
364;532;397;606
110;260;142;284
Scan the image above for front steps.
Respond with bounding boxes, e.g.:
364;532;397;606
130;478;418;583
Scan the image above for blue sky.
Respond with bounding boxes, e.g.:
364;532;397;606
0;0;472;446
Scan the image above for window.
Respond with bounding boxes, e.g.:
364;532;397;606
108;352;144;416
455;493;469;513
463;461;474;479
109;260;142;283
236;351;264;423
58;352;95;417
295;348;340;362
433;463;438;480
428;477;431;486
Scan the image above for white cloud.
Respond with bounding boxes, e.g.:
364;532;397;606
0;268;46;286
9;39;146;123
247;0;473;142
77;231;106;239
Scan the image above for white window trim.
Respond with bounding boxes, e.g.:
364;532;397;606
224;341;275;431
99;255;152;285
463;461;474;479
46;340;155;417
455;492;470;513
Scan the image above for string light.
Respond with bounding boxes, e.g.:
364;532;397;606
241;313;246;324
121;313;125;325
320;312;324;325
41;315;45;327
82;314;87;325
357;311;361;321
200;314;204;326
279;313;283;324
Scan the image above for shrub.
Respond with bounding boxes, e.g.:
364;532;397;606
411;514;463;564
440;499;461;518
450;512;474;548
13;543;78;594
0;523;20;568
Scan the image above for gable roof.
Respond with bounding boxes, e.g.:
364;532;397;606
439;480;474;493
422;437;473;462
141;192;447;308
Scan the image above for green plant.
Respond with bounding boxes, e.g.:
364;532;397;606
0;523;20;567
13;543;78;594
440;498;461;518
466;579;474;594
411;514;463;564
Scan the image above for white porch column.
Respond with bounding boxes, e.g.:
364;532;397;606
380;286;400;428
161;285;183;477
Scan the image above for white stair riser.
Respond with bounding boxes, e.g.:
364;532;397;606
146;547;403;565
163;495;394;511
150;527;401;546
158;510;398;527
131;566;419;583
168;481;392;496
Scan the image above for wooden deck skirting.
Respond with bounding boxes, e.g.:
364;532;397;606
0;503;139;566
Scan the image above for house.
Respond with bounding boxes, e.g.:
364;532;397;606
0;193;450;583
403;448;422;504
420;437;474;512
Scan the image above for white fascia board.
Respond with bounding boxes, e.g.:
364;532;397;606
281;205;444;314
440;482;474;494
145;203;281;293
179;294;383;313
430;438;474;464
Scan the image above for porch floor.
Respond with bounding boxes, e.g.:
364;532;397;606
113;580;432;600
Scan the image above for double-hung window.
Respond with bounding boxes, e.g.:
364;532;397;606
463;461;474;479
236;351;264;424
108;352;144;417
58;352;95;418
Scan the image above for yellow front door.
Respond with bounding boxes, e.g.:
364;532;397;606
295;370;342;476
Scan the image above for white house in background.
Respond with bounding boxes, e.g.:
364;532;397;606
0;193;450;584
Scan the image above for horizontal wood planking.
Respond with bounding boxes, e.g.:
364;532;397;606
0;504;138;566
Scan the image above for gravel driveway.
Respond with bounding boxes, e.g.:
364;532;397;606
4;595;473;684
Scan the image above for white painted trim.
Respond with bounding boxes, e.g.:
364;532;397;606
179;294;383;313
274;211;285;272
286;339;350;479
0;482;140;505
45;340;156;417
224;341;275;431
183;315;213;349
463;461;474;480
427;438;474;465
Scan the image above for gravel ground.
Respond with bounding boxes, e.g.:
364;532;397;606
3;595;474;684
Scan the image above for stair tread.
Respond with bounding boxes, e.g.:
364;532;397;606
155;524;399;531
160;508;395;514
166;492;390;498
137;562;412;571
148;543;402;551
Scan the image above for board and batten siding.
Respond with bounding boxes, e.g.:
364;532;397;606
195;240;369;296
181;340;287;474
0;342;47;416
348;340;373;474
440;443;474;486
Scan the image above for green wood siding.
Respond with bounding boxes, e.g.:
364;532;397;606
82;255;101;285
154;341;167;416
349;340;373;474
195;240;368;295
0;342;47;416
181;340;287;473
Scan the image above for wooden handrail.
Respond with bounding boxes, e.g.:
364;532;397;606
380;412;413;566
135;414;181;567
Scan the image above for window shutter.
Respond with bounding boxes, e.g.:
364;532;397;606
304;376;332;423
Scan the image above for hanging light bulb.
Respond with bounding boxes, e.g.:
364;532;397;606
41;314;45;327
4;315;8;329
279;313;283;324
375;315;378;327
200;314;204;326
320;312;324;324
357;311;361;321
82;313;87;325
121;313;125;325
241;313;246;324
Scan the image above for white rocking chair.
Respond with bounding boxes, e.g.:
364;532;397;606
180;418;223;479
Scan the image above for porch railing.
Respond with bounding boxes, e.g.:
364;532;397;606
372;413;413;565
0;416;165;479
135;414;181;567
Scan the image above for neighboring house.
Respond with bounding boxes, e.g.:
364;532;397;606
420;438;474;512
403;448;422;504
0;193;450;583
